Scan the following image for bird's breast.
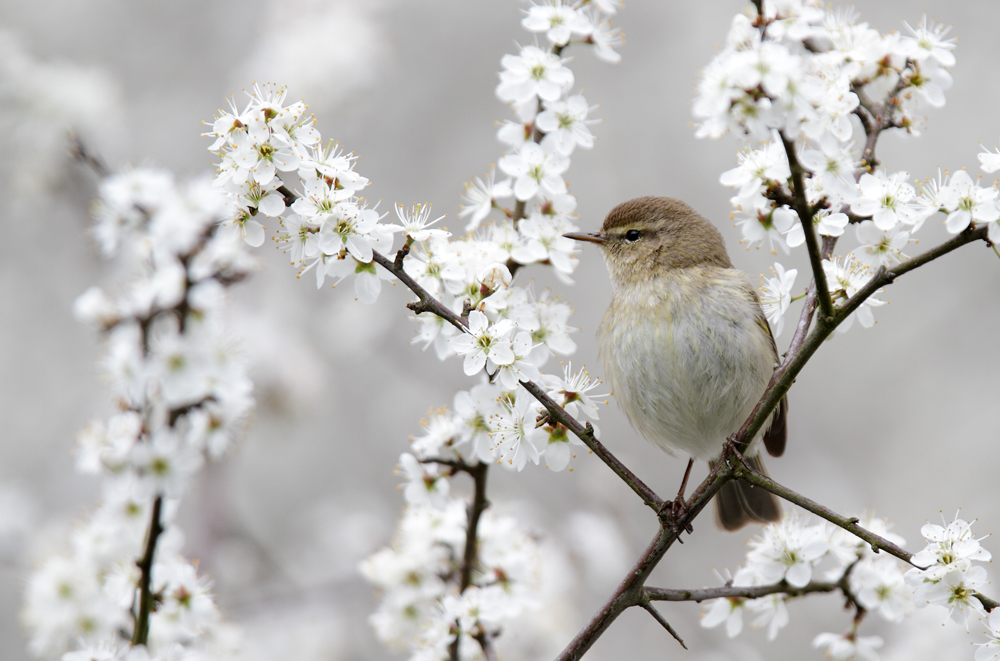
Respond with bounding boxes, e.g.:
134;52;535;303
597;269;775;461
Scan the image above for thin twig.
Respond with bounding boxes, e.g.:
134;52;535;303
520;382;663;511
371;250;469;332
734;224;990;456
132;496;164;645
421;456;478;475
734;463;914;564
70;134;110;178
646;579;840;603
978;593;1000;612
778;131;834;323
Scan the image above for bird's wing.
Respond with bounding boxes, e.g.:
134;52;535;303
743;281;788;458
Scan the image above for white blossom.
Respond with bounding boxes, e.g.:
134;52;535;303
498;142;570;201
521;2;593;46
852;220;909;268
759;261;798;337
822;255;884;331
489;390;546;471
745;514;828;588
496;45;575;106
459;168;513;231
536;94;598;155
387;203;449;242
851;170;919;230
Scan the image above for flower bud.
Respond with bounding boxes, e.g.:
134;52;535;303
477;262;512;294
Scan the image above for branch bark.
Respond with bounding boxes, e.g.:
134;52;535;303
778;131;834;323
734;463;913;564
132;495;164;645
449;461;491;661
646;579;841;603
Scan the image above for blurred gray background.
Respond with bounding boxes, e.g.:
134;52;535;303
1;0;998;659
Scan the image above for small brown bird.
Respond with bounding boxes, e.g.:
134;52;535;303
566;196;786;530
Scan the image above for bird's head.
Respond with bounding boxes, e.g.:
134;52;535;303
565;196;732;287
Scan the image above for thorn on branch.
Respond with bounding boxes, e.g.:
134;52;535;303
638;599;687;650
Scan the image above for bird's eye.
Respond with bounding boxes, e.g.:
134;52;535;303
624;229;641;243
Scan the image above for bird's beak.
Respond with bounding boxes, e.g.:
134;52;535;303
563;232;608;244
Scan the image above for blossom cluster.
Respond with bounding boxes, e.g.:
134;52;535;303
360;499;540;658
906;515;993;629
701;512;909;643
358;362;605;658
416;361;605;474
697;1;1000;337
702;510;997;661
201;3;623;659
23;169;254;660
216;5;618;660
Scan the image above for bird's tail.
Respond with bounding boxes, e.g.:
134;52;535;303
711;454;781;531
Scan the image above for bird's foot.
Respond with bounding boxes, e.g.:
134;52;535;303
657;498;694;538
722;436;750;470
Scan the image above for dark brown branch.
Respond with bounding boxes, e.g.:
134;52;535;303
978;593;1000;612
512;200;527;223
460;462;489;591
778;131;835;323
734;463;913;564
646;579;840;603
372;250;469;332
555;464;733;661
421;456;478;475
734;222;989;457
449;461;491;661
851;65;912;172
132;496;164;645
521;381;663;511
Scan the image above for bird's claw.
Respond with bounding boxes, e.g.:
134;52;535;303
722;436;750;469
657;498;694;538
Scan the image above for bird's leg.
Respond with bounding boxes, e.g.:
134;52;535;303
675;458;694;503
672;458;695;533
671;459;695;533
657;458;695;536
